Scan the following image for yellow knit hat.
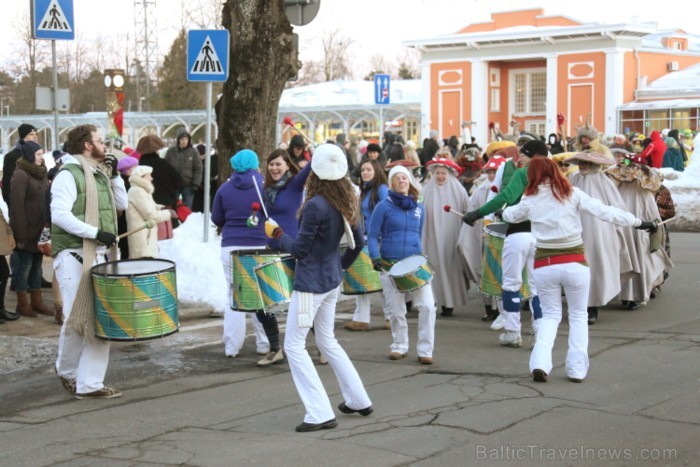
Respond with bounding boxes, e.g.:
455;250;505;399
485;140;516;157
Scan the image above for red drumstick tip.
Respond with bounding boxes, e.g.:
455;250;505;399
251;202;261;211
490;186;499;193
283;116;294;126
443;205;452;212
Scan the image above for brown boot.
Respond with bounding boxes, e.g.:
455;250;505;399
30;290;54;316
54;303;64;325
16;291;37;318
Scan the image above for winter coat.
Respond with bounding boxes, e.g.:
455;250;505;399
139;152;184;208
367;195;425;261
640;131;666;169
10;164;49;253
165;129;203;187
126;174;172;259
1;147;20;204
0;210;14;256
211;169;267;248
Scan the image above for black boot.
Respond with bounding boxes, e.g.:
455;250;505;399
627;301;640;310
481;305;498;322
587;307;598;325
405;301;413;313
440;306;453;317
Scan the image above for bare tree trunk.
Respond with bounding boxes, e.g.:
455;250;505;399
217;0;298;179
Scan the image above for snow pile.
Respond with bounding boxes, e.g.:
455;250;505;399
664;142;700;231
158;213;228;313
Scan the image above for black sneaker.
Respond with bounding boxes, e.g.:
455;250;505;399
338;402;373;416
532;369;548;382
295;418;337;432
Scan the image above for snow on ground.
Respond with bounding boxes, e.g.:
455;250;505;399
661;144;700;230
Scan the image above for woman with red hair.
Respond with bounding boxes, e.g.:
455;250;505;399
502;158;657;384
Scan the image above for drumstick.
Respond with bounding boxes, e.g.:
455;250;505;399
443;205;465;218
118;220;156;240
658;217;675;225
251;176;269;219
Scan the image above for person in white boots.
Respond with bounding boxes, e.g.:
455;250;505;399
502;157;657;383
462;140;548;348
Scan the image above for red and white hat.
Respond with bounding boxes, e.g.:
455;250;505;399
425;157;463;177
483;155;506;171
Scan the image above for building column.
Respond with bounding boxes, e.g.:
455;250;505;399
470;59;488;146
420;61;431;141
546;54;558;138
605;49;625;136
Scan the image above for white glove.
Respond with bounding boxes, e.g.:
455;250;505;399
297;292;314;329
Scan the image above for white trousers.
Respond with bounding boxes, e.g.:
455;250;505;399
501;232;537;333
54;250;111;394
220;246;269;357
380;273;436;357
284;287;371;424
530;262;590;379
350;292;389;323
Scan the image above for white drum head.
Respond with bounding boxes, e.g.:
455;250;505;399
389;255;426;276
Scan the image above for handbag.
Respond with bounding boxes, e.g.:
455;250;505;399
157;219;174;240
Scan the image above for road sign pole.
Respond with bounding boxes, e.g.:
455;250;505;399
379;106;383;143
203;82;213;242
51;39;59;150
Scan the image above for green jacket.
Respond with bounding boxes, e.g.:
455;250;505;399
477;167;528;216
52;164;117;257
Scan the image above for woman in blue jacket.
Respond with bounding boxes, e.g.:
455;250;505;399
211;150;281;366
265;144;372;432
368;165;437;365
344;159;390;331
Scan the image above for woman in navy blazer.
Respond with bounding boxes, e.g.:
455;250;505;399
265;144;373;433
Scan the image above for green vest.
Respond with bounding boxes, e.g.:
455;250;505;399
501;159;518;190
52;163;118;257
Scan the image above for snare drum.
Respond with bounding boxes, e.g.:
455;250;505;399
342;246;382;295
388;255;434;292
254;256;295;313
231;250;280;312
480;223;532;299
91;259;179;341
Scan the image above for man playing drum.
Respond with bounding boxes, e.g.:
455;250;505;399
51;124;127;399
462;140;548;348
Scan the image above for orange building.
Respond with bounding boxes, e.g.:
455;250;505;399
405;8;700;143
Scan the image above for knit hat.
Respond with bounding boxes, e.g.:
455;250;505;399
485;140;515;157
388;165;411;184
20;141;42;162
117;156;139;175
520;140;549;158
18;123;38;140
230;149;259;173
136;135;165;155
366;143;382;154
311;143;347;180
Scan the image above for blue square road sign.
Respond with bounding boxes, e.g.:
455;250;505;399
187;30;230;83
32;0;75;40
374;74;390;105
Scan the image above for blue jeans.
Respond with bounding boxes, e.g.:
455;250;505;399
14;250;43;292
180;185;195;209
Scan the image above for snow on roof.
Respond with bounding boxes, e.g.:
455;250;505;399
279;79;421;109
641;30;700;51
647;63;700;90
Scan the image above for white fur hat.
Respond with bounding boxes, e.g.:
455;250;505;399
129;165;153;180
311;143;347;180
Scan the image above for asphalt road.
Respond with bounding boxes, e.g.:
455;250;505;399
0;232;698;466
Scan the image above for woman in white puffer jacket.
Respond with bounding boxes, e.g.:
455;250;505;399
127;165;174;259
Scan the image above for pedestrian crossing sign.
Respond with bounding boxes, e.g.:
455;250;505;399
187;30;230;83
32;0;74;40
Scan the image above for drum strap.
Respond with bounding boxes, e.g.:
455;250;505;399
70;252;83;264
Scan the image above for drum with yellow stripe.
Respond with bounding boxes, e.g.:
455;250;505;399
341;246;382;295
231;249;282;312
254;256;296;313
91;259;179;341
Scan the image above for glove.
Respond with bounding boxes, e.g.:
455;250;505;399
264;219;283;239
297;292;314;329
372;258;383;272
635;220;658;234
169;209;178;219
462;210;483;226
494;209;504;220
104;154;118;179
96;230;118;247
